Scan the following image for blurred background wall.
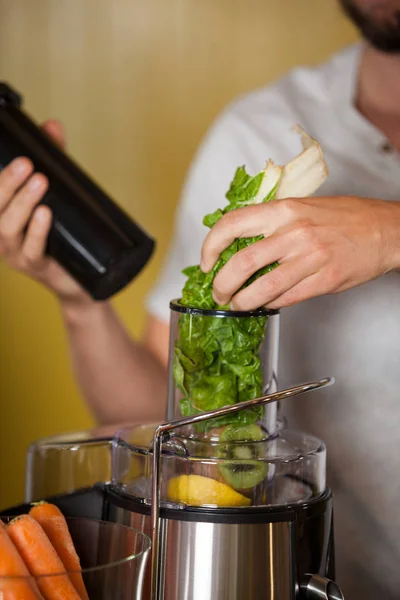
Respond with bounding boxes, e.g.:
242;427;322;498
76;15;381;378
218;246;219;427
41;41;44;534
0;0;357;508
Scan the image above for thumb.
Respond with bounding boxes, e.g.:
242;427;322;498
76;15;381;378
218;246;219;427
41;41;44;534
41;119;66;149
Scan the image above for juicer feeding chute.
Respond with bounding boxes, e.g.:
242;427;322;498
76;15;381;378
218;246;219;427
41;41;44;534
167;301;282;437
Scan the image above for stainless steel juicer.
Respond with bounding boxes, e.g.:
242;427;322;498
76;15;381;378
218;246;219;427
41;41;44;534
105;302;345;600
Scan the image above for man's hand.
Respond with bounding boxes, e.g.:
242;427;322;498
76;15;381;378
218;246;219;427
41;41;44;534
0;120;91;309
200;196;400;310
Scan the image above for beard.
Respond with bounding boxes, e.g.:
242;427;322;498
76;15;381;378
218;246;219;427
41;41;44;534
340;0;400;52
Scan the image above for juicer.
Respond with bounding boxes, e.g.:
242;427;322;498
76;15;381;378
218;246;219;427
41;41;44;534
103;301;345;600
1;301;345;600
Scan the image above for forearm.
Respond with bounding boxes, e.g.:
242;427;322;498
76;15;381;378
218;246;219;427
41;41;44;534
60;301;167;425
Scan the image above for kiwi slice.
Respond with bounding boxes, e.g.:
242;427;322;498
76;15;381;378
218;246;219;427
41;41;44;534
217;425;268;491
220;425;265;443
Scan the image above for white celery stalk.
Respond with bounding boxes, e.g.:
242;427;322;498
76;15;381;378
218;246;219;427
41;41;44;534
254;160;283;204
276;125;328;200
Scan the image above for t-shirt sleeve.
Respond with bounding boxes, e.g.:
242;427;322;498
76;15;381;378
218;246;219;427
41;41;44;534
146;106;257;324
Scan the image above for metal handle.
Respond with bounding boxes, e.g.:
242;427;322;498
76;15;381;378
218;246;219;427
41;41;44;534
150;377;334;600
303;574;345;599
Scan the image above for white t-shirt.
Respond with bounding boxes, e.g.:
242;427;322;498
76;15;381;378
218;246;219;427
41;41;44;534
147;43;400;600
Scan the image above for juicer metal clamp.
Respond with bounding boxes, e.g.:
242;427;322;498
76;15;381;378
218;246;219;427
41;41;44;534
149;377;339;600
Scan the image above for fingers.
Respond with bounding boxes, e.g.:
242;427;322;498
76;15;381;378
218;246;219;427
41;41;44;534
0;172;49;252
229;252;323;311
212;235;285;306
212;218;327;306
265;271;332;309
20;206;52;267
201;200;299;273
0;158;33;209
41;120;65;149
200;204;274;272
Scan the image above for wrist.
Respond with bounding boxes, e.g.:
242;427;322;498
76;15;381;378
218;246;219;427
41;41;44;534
378;200;400;272
60;295;109;328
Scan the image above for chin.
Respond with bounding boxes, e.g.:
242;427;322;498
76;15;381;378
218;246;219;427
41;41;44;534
340;0;400;53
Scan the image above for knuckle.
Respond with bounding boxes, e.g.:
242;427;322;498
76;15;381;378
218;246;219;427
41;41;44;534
324;265;340;289
281;198;299;217
231;295;247;311
293;220;315;244
313;243;331;264
235;249;257;276
263;270;284;295
222;209;240;229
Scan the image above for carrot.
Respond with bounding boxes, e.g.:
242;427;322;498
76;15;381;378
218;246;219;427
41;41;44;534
0;520;39;599
29;502;89;600
7;515;81;600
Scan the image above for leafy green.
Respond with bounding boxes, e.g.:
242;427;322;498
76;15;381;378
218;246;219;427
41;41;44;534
175;165;280;431
173;128;329;434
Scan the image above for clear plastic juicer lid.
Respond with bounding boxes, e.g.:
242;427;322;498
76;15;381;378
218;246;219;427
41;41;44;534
111;424;326;509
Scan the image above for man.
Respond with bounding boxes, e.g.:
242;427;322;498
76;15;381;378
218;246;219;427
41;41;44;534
0;1;400;597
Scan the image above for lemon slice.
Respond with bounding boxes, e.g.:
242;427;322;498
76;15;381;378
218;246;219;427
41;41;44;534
168;475;251;507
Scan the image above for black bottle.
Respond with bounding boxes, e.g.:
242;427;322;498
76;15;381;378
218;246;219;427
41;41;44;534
0;82;155;300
